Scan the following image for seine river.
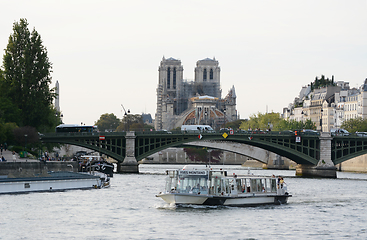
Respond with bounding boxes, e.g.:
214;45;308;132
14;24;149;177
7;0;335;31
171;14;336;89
1;164;367;240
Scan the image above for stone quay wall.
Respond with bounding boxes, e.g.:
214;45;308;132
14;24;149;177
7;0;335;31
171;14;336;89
337;155;367;173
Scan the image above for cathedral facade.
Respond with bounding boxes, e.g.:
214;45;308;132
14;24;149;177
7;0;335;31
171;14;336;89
155;57;237;131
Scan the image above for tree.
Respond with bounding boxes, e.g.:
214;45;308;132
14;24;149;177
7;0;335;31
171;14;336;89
311;75;336;90
276;119;316;131
240;112;316;131
0;122;18;145
303;119;317;130
239;112;282;130
1;19;58;131
341;117;367;133
13;126;39;150
95;113;120;132
116;114;148;132
225;119;245;130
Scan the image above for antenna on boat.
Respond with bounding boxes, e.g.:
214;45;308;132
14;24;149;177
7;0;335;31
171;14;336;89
207;149;212;168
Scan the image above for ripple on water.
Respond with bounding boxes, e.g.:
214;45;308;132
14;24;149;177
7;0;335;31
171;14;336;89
1;167;367;239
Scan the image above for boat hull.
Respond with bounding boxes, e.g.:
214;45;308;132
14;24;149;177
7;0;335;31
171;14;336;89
157;193;291;206
157;193;209;205
0;172;103;194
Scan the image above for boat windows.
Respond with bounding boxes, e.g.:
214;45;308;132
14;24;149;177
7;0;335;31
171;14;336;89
224;179;231;194
236;179;242;193
271;179;277;192
239;178;249;193
209;176;221;195
266;179;271;192
176;176;208;194
246;179;251;192
261;179;266;192
250;179;263;192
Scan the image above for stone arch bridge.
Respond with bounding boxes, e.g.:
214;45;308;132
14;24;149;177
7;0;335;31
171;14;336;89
40;131;367;176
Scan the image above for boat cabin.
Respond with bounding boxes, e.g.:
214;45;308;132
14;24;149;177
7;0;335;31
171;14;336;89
164;166;283;197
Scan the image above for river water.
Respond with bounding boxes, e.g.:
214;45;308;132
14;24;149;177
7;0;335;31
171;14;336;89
1;164;367;240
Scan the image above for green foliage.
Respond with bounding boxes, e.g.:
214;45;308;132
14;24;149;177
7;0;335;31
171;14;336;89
0;18;58;131
239;112;282;130
95;113;120;132
172;127;181;131
239;112;316;131
341;117;367;133
311;75;336;91
303;119;317;130
0;122;18;145
11;145;24;153
276;119;316;131
225;119;245;130
0;97;22;125
116;114;144;131
13;126;39;148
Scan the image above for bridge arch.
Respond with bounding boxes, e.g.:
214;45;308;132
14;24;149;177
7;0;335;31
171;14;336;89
182;138;317;165
134;134;319;165
184;140;272;164
41;134;126;162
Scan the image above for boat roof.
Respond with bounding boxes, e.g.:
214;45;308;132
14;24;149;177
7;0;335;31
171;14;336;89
0;171;100;183
80;155;102;159
182;165;210;171
173;165;278;179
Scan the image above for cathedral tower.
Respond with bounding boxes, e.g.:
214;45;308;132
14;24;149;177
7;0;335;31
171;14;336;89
194;58;221;98
155;57;184;130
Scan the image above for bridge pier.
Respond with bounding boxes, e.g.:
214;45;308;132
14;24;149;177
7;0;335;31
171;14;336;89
296;132;336;178
295;164;336;178
117;131;139;173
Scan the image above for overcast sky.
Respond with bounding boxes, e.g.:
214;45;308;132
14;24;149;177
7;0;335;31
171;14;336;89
1;1;366;126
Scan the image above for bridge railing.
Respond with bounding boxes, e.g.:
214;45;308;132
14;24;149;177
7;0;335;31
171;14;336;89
41;130;367;138
41;132;127;137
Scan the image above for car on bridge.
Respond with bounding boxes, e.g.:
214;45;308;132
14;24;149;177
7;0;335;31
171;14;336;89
156;129;172;134
356;132;367;137
236;129;249;134
330;128;349;136
301;129;319;135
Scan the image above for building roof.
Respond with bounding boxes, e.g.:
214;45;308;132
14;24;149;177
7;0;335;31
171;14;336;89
166;57;178;61
142;113;153;124
190;95;218;101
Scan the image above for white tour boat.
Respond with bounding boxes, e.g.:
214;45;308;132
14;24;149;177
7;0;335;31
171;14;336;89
156;165;291;206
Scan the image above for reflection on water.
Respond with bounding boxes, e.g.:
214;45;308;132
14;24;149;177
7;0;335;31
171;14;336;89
1;164;367;239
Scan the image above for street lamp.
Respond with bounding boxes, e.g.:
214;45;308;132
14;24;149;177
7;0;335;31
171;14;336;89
320;109;323;132
223;108;226;128
128;109;130;131
24;134;28;157
207;149;213;166
124;109;131;131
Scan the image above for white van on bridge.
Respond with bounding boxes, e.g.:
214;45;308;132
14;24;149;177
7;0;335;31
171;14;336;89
181;125;215;133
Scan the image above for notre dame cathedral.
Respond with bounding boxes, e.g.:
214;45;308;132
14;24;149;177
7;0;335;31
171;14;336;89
154;57;237;131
